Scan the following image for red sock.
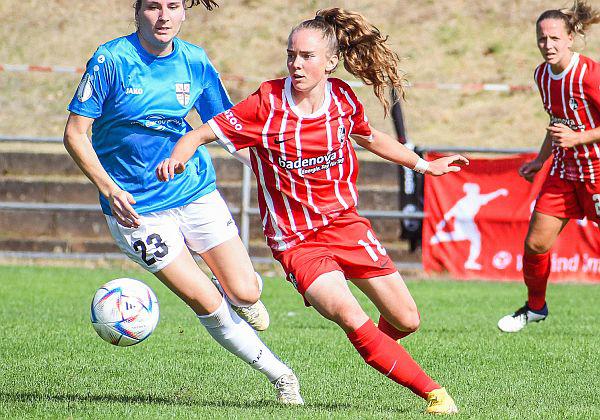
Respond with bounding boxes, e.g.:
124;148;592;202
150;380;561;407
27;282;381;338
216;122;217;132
378;312;420;340
347;319;439;399
523;251;551;310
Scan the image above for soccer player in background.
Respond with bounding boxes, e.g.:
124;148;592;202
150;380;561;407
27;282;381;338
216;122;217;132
157;8;468;414
498;0;600;333
63;0;303;404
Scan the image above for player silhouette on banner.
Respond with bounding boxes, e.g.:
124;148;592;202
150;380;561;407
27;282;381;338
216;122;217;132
430;183;508;270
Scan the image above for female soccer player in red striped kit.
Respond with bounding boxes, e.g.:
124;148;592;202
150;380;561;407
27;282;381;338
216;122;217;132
158;8;468;414
498;1;600;333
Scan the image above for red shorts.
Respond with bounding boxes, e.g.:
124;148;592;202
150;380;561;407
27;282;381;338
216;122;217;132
535;174;600;223
272;208;397;300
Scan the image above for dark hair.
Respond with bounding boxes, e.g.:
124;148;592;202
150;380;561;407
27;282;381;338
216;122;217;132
133;0;219;14
290;8;406;116
537;0;600;39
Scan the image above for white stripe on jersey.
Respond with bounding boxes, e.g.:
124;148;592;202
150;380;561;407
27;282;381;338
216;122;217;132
579;64;596;182
324;86;349;210
208;119;236;153
546;65;552;111
278;92;304;241
568;56;585;180
538;65;548;106
330;88;352;210
293;117;316;229
256;97;286;249
339;87;359;205
559;76;567;178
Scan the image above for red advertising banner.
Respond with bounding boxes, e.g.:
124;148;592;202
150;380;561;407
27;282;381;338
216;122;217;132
422;152;600;282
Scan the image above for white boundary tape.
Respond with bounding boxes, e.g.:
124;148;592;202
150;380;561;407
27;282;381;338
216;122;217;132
0;63;534;92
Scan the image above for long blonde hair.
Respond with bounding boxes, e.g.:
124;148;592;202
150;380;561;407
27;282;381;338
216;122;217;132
290;8;406;116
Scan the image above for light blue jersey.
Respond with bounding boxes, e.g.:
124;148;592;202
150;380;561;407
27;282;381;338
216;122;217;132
68;33;233;215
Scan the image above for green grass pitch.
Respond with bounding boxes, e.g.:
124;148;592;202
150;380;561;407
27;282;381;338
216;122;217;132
0;264;598;419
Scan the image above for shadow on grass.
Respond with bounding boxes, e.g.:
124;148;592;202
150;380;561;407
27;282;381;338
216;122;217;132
0;391;365;411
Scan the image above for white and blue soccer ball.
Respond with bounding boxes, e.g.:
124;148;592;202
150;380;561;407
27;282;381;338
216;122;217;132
91;278;159;347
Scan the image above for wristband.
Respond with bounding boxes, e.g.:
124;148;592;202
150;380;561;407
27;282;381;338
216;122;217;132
413;157;429;174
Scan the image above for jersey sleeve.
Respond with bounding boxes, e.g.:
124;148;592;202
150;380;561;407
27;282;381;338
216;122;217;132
67;46;115;119
208;87;264;152
193;58;234;122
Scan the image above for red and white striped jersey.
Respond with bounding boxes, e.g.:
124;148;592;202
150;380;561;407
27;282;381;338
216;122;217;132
534;53;600;182
209;77;371;251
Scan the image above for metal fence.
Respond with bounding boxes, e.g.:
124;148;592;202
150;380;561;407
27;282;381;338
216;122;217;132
0;136;425;268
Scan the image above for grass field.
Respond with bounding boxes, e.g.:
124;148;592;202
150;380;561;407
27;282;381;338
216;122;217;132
1;264;599;419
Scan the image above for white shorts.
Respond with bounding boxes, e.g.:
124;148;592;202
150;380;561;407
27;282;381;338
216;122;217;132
106;190;238;273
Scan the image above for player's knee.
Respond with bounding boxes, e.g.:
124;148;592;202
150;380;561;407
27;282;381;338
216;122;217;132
524;237;551;254
226;275;260;307
398;309;420;332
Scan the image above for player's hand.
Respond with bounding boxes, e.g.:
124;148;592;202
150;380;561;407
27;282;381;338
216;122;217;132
547;123;582;148
518;159;543;182
108;188;140;228
156;158;185;182
427;154;469;176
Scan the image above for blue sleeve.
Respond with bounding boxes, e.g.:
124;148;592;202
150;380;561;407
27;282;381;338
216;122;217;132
67;46;115;118
194;60;234;122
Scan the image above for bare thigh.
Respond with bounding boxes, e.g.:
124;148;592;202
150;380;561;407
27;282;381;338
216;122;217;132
525;211;569;254
155;247;222;316
200;235;259;307
304;270;370;333
351;271;420;332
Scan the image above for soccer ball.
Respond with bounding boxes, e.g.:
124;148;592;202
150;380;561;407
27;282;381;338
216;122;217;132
91;278;159;347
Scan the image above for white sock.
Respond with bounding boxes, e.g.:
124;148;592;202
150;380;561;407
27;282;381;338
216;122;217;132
197;297;291;382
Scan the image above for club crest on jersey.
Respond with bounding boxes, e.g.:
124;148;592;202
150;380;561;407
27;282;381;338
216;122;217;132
175;83;190;106
569;98;579;111
337;125;347;144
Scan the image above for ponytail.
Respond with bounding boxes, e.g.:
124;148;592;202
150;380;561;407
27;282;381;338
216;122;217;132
291;8;406;116
537;0;600;39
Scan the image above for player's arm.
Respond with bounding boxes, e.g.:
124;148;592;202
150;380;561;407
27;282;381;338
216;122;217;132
519;131;552;182
547;123;600;148
156;123;218;181
351;127;468;176
63;112;140;227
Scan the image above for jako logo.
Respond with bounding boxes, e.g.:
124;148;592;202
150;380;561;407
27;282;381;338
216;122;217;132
224;110;242;131
126;87;143;95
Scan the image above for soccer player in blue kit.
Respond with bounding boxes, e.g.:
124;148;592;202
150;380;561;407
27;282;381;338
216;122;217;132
62;0;302;404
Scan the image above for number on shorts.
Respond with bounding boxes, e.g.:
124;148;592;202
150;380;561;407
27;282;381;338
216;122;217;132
593;194;600;217
357;230;387;262
133;233;169;266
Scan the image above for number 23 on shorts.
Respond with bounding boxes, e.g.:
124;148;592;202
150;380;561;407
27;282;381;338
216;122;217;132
132;233;169;266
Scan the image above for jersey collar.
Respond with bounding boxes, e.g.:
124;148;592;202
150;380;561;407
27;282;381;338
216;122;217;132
131;32;179;62
548;52;579;80
284;77;331;119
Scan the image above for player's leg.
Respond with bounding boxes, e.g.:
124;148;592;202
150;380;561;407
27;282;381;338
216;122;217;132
497;211;568;332
303;271;456;414
350;271;420;340
497;176;579;333
106;212;301;404
155;249;301;404
200;235;269;331
181;190;268;331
